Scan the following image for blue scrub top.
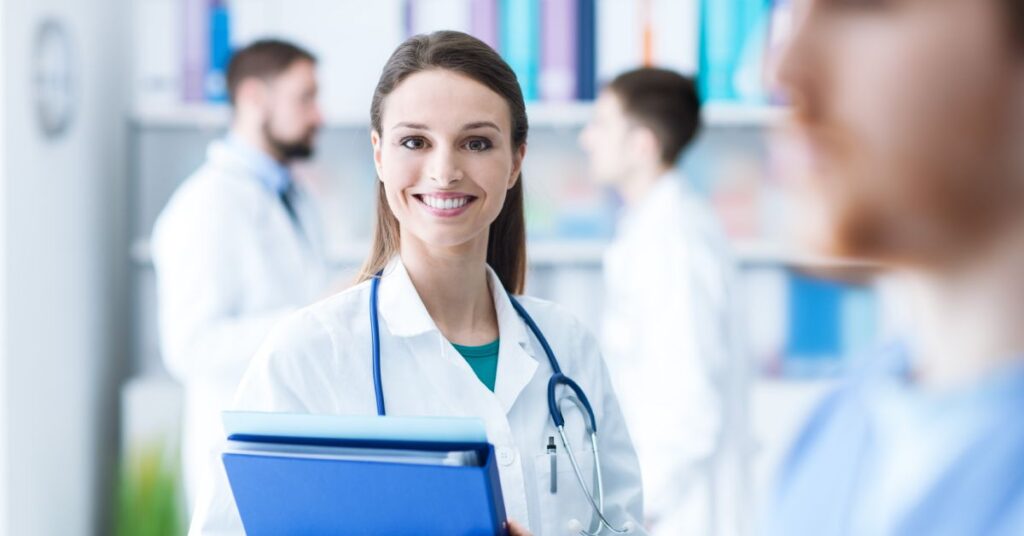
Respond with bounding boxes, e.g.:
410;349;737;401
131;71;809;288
764;343;1024;536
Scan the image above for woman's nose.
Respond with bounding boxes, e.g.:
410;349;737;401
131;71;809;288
428;147;463;186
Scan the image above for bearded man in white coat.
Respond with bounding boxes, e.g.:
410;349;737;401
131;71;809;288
579;68;743;536
151;39;332;511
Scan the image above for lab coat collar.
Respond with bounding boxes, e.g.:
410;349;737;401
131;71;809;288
376;257;437;338
207;137;292;195
491;272;540;414
376;256;539;413
618;168;689;233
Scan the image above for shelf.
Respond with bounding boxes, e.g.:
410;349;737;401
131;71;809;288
732;240;877;269
130;101;787;129
703;102;788;127
130;238;608;268
132;237;870;270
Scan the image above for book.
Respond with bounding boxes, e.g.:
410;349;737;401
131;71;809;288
576;0;597;99
206;0;231;102
540;0;578;101
182;0;208;102
470;0;499;50
500;0;540;101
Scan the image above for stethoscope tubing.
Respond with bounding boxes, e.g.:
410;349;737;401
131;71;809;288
368;272;630;534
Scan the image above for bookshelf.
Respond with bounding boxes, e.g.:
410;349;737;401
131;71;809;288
129;237;868;270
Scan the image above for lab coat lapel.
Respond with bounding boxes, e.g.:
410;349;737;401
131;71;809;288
374;259;539;417
489;267;540;415
376;258;436;338
375;258;495;418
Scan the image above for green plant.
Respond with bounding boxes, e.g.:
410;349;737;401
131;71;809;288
115;441;184;536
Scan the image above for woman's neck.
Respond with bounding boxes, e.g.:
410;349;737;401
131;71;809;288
399;235;499;346
906;230;1024;390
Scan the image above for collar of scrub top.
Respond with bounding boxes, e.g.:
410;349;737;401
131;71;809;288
373;257;540;414
223;132;292;196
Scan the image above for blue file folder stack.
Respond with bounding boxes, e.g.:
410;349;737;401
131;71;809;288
221;412;508;536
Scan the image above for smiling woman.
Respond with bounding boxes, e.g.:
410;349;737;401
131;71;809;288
187;31;646;536
369;68;523;275
361;31;530;295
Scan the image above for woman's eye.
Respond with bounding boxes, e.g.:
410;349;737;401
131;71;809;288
401;137;426;150
465;138;492;152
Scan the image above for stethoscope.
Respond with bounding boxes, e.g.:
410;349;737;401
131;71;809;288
370;272;634;535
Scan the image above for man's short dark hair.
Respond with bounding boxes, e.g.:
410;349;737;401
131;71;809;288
1003;0;1024;45
226;39;317;106
606;68;702;167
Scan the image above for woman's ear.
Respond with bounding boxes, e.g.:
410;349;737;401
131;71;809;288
508;142;527;189
371;130;384;182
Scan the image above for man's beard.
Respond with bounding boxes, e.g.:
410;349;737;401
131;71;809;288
263;121;316;161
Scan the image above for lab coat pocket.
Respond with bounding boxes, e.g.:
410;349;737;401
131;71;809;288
533;445;596;535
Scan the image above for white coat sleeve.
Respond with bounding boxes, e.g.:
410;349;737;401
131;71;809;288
582;326;648;533
152;190;295;384
187;309;337;535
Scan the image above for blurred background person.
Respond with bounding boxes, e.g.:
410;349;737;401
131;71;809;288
150;39;333;512
765;0;1024;533
579;67;739;536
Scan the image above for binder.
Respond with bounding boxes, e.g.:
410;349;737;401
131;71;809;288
499;0;540;101
575;0;596;100
221;412;508;536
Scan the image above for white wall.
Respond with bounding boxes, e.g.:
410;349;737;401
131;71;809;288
1;0;130;533
0;0;7;530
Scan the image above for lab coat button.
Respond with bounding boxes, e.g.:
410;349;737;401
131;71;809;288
497;447;516;466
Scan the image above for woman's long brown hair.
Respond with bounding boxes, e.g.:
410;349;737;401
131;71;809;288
357;31;529;294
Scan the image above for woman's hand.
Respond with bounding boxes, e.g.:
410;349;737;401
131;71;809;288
506;519;533;536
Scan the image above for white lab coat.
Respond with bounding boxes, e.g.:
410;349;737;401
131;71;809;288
602;173;738;536
189;257;645;536
151;140;330;510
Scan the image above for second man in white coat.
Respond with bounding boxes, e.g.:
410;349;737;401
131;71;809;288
151;39;332;511
579;68;741;536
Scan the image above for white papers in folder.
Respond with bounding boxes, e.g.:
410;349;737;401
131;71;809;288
223;440;482;467
221;411;490;467
222;411;489;443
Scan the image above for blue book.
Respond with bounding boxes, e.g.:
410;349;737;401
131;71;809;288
205;0;231;102
785;272;843;361
222;412;508;536
699;0;740;101
500;0;540;101
576;0;596;100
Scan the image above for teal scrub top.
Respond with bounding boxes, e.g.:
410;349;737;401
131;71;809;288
452;339;500;392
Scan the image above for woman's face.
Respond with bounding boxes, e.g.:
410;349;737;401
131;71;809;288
775;0;1024;265
372;69;525;256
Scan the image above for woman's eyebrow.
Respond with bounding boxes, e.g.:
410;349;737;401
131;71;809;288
390;121;502;132
392;122;429;131
462;121;501;132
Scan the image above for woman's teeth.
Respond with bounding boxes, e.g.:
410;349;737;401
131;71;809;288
421;195;470;210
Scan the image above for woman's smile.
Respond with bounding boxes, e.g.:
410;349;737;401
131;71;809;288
413;192;479;218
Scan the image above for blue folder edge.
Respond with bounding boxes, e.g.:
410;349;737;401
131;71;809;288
223;432;508;535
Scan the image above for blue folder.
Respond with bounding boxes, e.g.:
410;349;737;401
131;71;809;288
222;413;508;536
